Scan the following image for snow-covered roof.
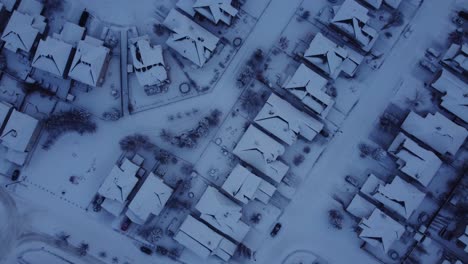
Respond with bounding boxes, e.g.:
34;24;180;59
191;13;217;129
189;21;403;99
359;208;404;253
0;0;16;11
442;43;468;74
69;36;110;87
32;37;73;77
388;133;442;187
361;0;382;9
1;11;45;53
346;193;376;219
233;125;289;184
402;111;468;156
221;164;276;204
0;109;39;153
0;101;13;131
98;158;139;216
126;173;173;225
255;93;323;145
53;22;86;46
331;0;378;51
196;186;250;242
17;0;43;16
193;0;238;25
431;69;468;123
283;64;333;117
458;226;468;253
163;9;219;67
384;0;402;9
174;215;237;261
304;33;348;78
371;176;426;219
129;35;167;87
360;173;384;197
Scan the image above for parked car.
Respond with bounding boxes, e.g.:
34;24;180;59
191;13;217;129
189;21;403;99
345;175;360;188
92;195;105;212
140;246;153;255
270;223;282;237
426;48;441;59
120;217;131;231
11;169;20;181
419;58;438;73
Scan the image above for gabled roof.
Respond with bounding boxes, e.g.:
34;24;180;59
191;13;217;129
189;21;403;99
304;33;348;77
98;158;139;215
388;133;442;187
359;208;404;253
1;11;44;53
196;186;250;242
431;69;468;123
126;173;173;225
442;43;468;73
384;0;402;9
371;176;426;219
402;111;468;156
233;125;289;184
254;93;323;145
331;0;378;51
0;109;39;153
361;0;382;9
32;37;73;77
193;0;238;25
283;64;333;117
163;9;219;67
174;215;237;261
221;164;276;204
129;36;167;87
346;193;376;219
69;36;110;87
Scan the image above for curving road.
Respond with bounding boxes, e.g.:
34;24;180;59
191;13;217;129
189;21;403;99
0;187;21;263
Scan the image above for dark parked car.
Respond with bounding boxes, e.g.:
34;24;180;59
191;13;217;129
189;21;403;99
120;217;131;231
92;195;105;212
11;169;20;181
345;175;360;188
270;223;282;237
140;246;153;255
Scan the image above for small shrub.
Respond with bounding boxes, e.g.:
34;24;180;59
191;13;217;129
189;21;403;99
119;134;155;153
293;154;305;166
328;209;344;229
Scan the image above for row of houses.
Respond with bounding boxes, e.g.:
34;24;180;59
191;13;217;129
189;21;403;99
346;108;467;258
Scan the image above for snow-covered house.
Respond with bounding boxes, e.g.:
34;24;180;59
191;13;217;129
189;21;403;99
163;9;219;67
32;37;74;77
401;111;468;157
431;69;468;123
0;109;40;166
331;0;379;52
194;0;238;25
97;158;140;217
304;32;363;79
458;226;468;254
17;0;43;16
126;173;173;225
388;133;442;187
283;64;333;118
233;125;289;184
254;93;323;145
68;36;111;87
0;0;17;12
442;43;468;75
195;186;250;242
383;0;402;9
358;208;405;253
174;215;237;261
365;176;426;220
177;0;238;25
129;35;167;87
1;10;46;53
221;164;276;204
53;22;86;46
346;193;376;219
